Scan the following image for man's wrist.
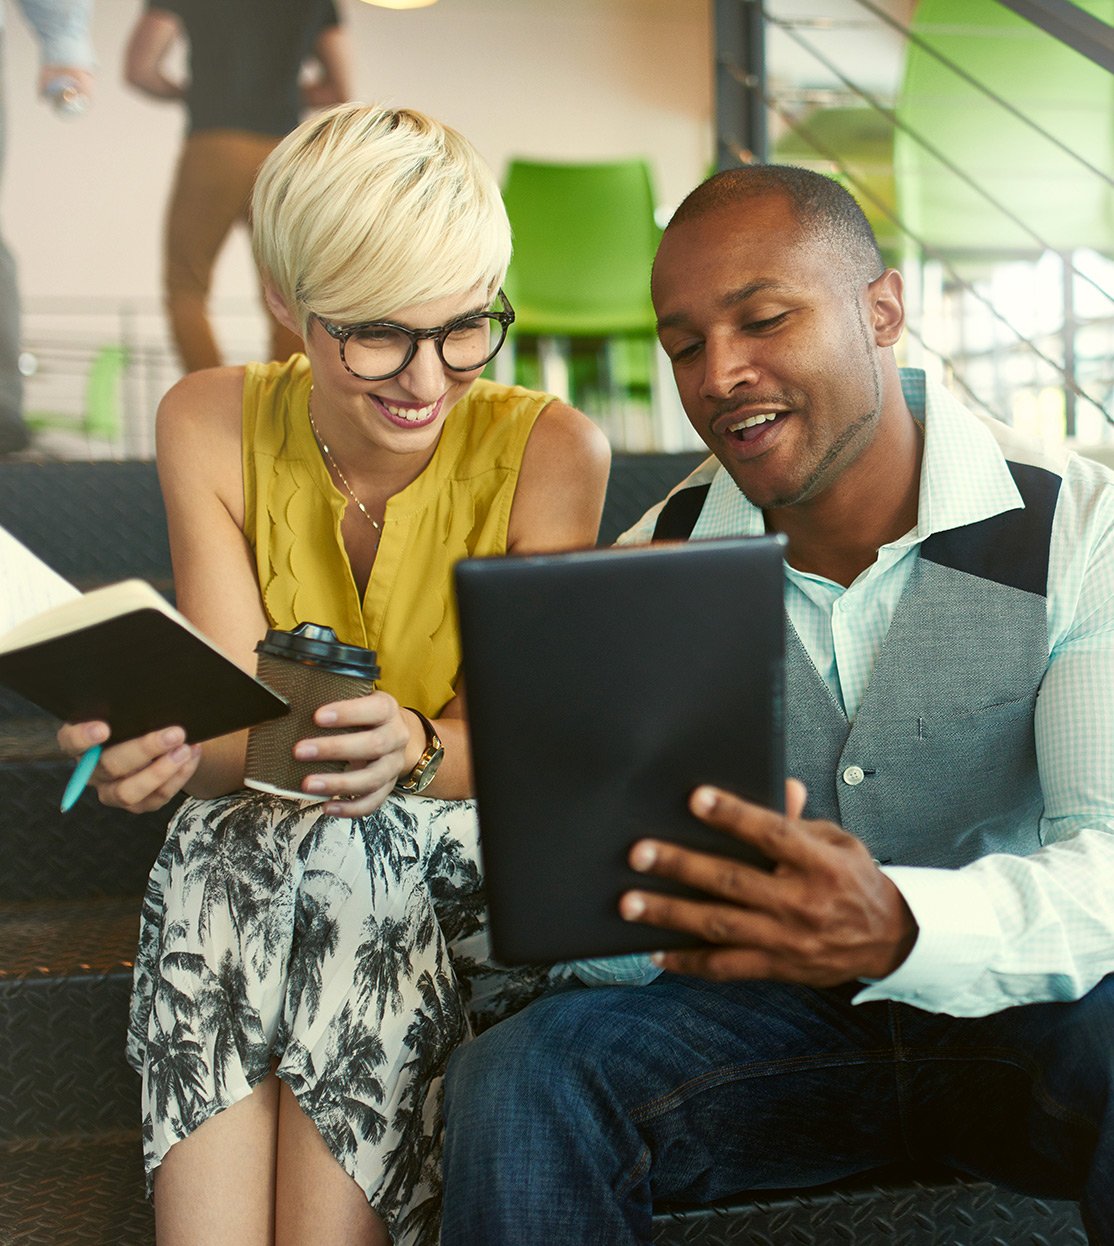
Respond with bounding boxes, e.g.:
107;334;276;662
856;866;1002;1007
872;879;919;978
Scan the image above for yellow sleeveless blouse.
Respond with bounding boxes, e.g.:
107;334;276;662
241;355;550;718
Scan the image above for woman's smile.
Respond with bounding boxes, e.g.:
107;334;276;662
369;392;446;429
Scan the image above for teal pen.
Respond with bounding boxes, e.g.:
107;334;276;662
60;743;103;813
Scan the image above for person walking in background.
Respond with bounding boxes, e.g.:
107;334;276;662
0;0;95;455
123;0;351;373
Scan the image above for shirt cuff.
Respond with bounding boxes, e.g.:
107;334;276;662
39;37;96;69
853;865;1003;1011
563;954;664;987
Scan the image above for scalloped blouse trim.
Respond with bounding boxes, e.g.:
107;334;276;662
243;363;551;716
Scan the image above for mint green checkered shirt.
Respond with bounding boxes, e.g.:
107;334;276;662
615;370;1114;1016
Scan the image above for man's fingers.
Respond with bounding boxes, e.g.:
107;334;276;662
620;888;779;949
785;778;807;820
687;785;800;858
628;837;773;908
652;946;775;982
687;783;845;867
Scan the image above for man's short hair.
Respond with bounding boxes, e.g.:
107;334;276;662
666;164;885;287
252;102;511;332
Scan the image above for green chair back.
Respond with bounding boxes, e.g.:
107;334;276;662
83;345;128;440
501;158;661;337
26;343;128;441
895;0;1114;256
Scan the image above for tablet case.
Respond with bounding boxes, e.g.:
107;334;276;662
455;536;786;965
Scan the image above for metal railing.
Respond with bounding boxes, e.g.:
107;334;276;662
17;296;275;459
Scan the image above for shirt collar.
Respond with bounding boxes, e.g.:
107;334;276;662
692;369;1023;544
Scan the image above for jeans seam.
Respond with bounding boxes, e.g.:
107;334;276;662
617;1143;653;1203
627;1049;898;1126
891;1003;915;1159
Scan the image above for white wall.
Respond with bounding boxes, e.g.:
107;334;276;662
2;0;712;371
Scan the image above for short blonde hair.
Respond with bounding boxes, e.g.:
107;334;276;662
252;103;511;331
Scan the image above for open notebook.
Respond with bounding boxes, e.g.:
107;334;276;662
454;536;786;965
0;525;287;744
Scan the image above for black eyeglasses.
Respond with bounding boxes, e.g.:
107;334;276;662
316;289;515;382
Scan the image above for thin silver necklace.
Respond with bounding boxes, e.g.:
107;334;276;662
307;389;382;546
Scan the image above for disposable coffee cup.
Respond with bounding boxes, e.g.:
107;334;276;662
244;622;379;802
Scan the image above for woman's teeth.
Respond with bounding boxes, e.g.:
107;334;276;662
383;400;437;423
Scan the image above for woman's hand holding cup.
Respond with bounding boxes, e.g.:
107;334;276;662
293;689;412;816
243;622;416;816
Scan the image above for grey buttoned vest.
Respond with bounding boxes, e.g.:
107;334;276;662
652;460;1061;868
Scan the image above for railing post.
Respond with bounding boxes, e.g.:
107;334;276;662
1060;250;1078;439
992;0;1114;75
714;0;768;170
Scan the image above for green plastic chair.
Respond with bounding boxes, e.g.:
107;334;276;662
498;158;684;447
26;344;128;442
894;0;1114;257
501;157;660;337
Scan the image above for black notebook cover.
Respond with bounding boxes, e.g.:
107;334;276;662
0;606;289;744
455;536;786;965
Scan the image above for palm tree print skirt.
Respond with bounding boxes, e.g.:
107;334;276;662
125;789;557;1245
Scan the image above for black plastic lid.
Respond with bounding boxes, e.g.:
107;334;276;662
255;622;379;680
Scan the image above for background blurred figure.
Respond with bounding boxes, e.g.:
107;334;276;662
0;0;95;454
123;0;351;373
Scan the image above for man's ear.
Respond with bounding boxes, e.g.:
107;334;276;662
264;281;302;337
868;269;904;348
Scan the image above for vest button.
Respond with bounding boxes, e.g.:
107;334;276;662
842;765;866;786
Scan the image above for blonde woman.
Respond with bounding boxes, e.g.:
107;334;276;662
60;103;610;1245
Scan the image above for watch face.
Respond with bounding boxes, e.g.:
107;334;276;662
411;746;444;793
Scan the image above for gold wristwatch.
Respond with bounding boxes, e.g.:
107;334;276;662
394;708;444;794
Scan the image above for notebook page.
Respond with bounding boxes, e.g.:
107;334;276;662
0;525;80;636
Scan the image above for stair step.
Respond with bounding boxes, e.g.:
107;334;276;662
0;896;140;1139
0;718;63;764
0;1131;152;1245
0;737;173;902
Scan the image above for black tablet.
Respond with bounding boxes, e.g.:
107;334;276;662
454;536;786;965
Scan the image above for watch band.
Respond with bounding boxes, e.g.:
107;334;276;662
394;708;444;795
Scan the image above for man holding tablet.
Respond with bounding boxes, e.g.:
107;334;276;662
440;166;1114;1244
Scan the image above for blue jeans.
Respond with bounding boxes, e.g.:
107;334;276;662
441;974;1113;1245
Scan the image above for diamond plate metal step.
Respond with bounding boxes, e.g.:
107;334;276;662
651;1168;1088;1244
0;733;173;904
0;896;139;1141
0;1131;152;1246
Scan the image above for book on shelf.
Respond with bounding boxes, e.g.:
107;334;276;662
0;527;288;743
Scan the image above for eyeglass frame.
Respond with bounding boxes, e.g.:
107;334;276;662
314;289;516;382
